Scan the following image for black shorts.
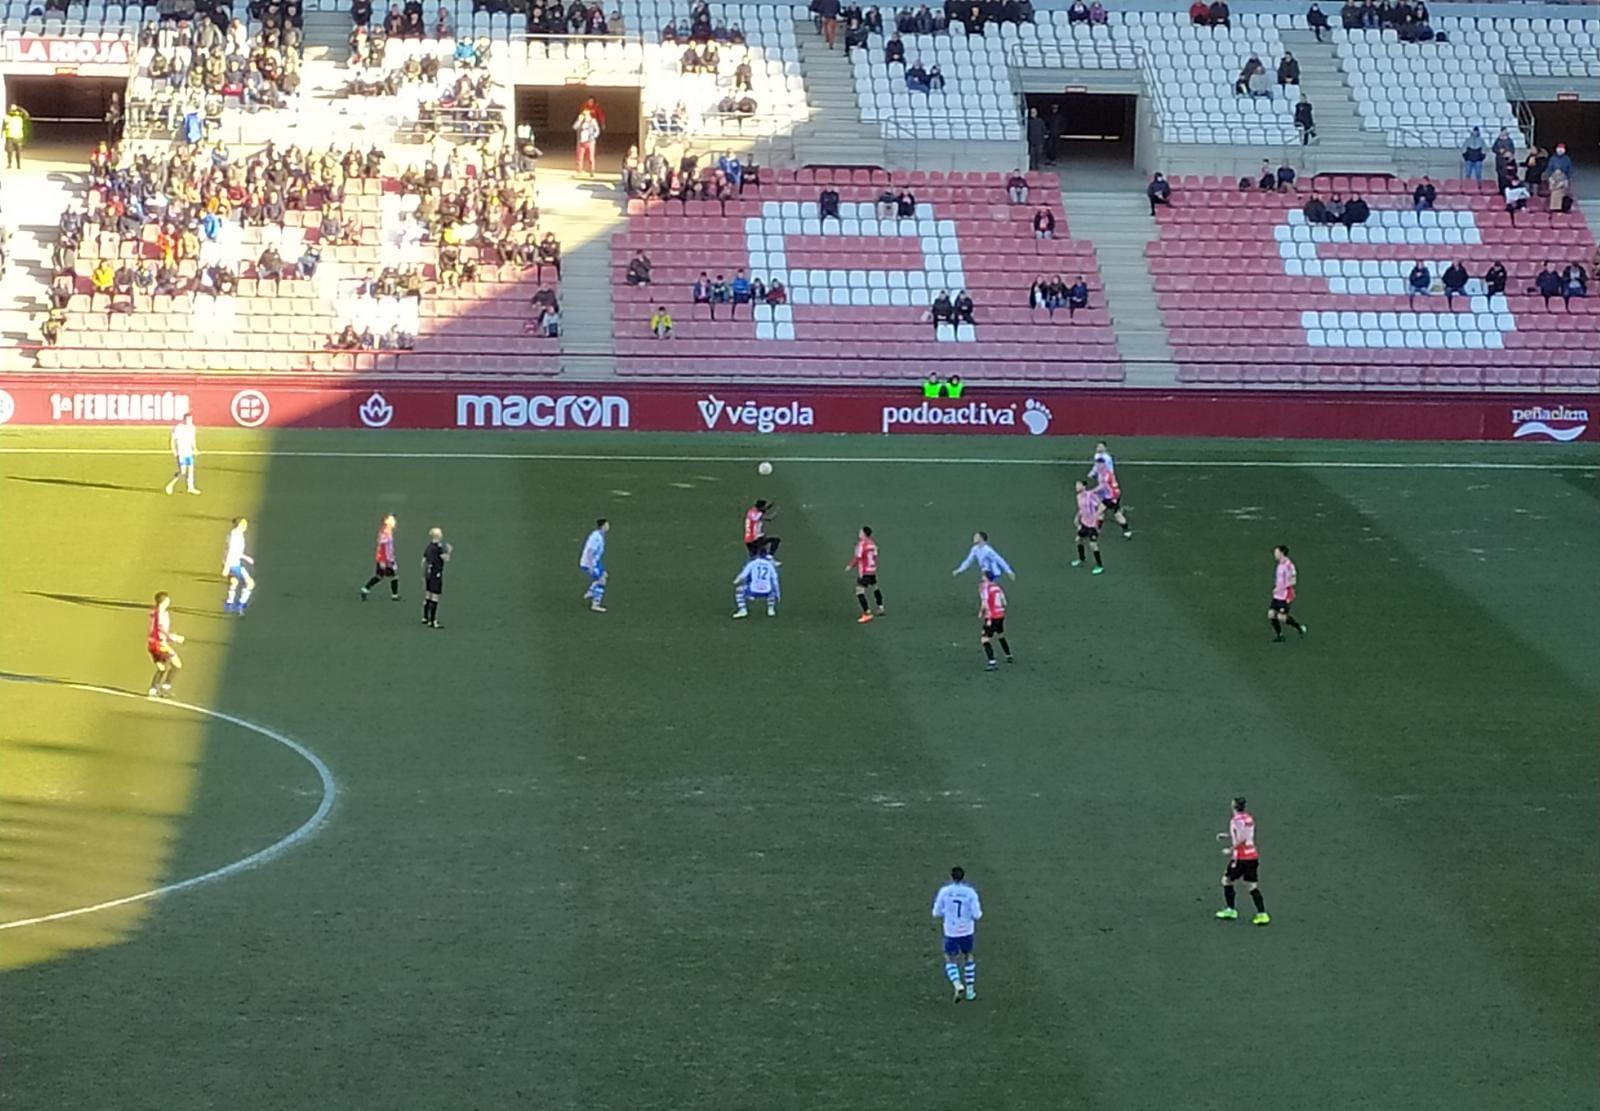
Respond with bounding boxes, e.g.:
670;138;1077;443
1269;598;1291;614
374;563;397;578
425;574;444;595
982;617;1004;637
1225;858;1260;883
1077;525;1100;541
856;573;877;588
746;540;763;558
1100;498;1121;514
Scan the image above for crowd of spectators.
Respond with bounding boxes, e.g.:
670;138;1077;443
133;15;303;138
621;145;760;209
929;288;976;331
1028;275;1089;318
1301;192;1370;225
1333;0;1435;41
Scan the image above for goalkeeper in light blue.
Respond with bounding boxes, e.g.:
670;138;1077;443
732;550;780;619
580;518;609;613
932;866;982;1003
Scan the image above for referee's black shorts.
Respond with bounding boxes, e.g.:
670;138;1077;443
425;574;444;595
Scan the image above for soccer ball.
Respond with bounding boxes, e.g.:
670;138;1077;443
758;461;773;476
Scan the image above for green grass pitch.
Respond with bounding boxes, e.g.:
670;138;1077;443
1;430;1596;1110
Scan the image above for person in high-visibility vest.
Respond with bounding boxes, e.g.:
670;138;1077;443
3;105;28;170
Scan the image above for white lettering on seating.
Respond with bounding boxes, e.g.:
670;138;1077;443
745;203;967;340
1275;209;1517;349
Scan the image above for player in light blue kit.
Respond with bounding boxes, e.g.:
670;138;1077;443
580;518;609;613
932;865;983;1002
952;531;1016;580
164;413;200;495
732;550;780;619
222;517;255;614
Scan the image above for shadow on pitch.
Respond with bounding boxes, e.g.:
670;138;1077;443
26;592;211;618
7;475;159;494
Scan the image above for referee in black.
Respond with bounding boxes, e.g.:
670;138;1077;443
421;527;451;628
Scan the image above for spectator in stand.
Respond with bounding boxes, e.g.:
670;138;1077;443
953;289;975;325
1523;146;1549;190
820;186;841;221
1007;169;1028;204
1295;96;1316;144
1233;56;1262;97
1029;275;1059;315
258;244;285;284
1303;193;1329;223
765;278;787;304
1491;127;1515;166
1483;260;1507;297
1548;166;1571;216
1207;0;1230;26
1547;142;1573;185
1189;0;1209;24
626;250;653;285
718;150;744;193
885;31;905;65
1026;106;1045;170
1032;206;1056;239
111;262;135;311
1068;0;1088;21
1067;276;1089;319
1343;193;1370;226
41;309;66;346
1534;261;1562;309
333;324;361;348
298;244;322;279
1412;177;1436;212
1306;2;1329;42
1461;126;1486;182
91;258;116;305
1441;260;1469;307
1504;173;1530;225
875;185;898;219
1088;1;1106;23
730;268;753;316
651;306;673;337
711;273;732;316
1146;171;1172;216
896;189;917;218
536;232;561;282
1277;51;1299;91
927;65;945;92
133;260;155;303
1406;261;1431;308
1277;160;1297;192
693;271;713;315
155;263;183;296
1565;261;1589;304
1257;160;1277;191
906;59;930;93
930;289;955;332
573;107;601;177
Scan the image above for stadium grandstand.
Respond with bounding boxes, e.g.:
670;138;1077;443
1;0;1595;400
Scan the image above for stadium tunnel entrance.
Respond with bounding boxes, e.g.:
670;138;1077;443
0;74;121;163
1023;90;1137;175
515;85;640;173
1526;99;1599;177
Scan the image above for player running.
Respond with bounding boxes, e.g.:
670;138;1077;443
743;499;781;560
1088;441;1132;539
222;517;255;614
421;527;451;628
846;525;884;623
931;866;983;1003
952;531;1015;580
978;570;1013;670
732;549;780;619
580;518;609;613
1216;796;1270;925
1268;544;1307;643
146;591;185;698
360;514;401;601
1071;479;1105;574
164;413;200;495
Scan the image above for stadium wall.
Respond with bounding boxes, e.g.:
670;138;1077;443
0;378;1593;442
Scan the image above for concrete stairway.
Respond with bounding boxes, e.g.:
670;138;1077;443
0;174;76;369
1280;30;1396;176
790;22;886;166
540;170;628;376
1059;187;1179;387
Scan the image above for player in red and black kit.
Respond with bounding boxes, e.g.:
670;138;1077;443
744;499;780;560
147;591;185;698
978;571;1013;670
360;514;401;601
846;525;885;623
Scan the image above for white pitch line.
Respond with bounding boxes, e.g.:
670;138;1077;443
0;447;1593;471
0;675;337;932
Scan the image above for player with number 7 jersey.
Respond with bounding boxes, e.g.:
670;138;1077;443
931;866;983;1003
